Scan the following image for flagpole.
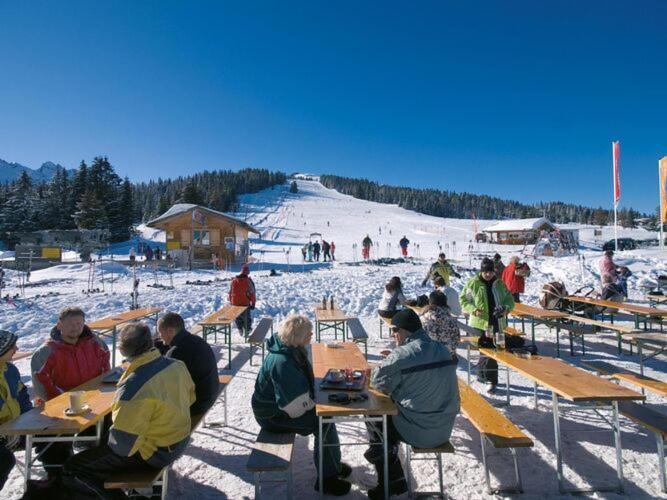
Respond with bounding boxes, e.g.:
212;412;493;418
612;141;620;252
660;158;665;250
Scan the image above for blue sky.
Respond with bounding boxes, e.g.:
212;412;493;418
1;1;665;213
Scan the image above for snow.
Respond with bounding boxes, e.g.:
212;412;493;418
1;179;666;499
147;203;259;233
483;217;555;233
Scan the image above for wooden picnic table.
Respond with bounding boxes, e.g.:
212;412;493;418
566;295;667;330
0;371;116;489
647;294;667;307
310;342;397;498
314;306;354;342
626;333;667;376
89;307;162;366
198;304;249;369
478;347;643;494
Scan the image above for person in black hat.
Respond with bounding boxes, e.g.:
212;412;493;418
0;330;32;492
363;309;460;499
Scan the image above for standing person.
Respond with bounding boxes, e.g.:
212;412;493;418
378;277;408;319
129;247;136;266
501;256;531;302
144;246;153;262
307;242;313;262
30;307;110;480
364;309;459;499
301;244;308;262
0;330;32;492
322;240;331;262
493;254;505;279
228;265;256;335
419;291;461;359
252;315;351;496
399;236;410;257
599;250;619;284
362;235;373;260
312;241;321;261
155;313;220;416
61;323;195;499
421;253;461;287
459;258;515;393
433;276;462;317
154;247;161;261
330;241;336;261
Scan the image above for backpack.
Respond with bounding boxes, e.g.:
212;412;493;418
539;282;568;310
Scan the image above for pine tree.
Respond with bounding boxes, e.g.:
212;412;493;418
73;189;109;229
289;180;298;193
180;179;204;205
0;172;36;237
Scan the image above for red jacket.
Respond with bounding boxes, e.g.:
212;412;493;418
502;262;530;294
31;326;110;401
228;275;256;306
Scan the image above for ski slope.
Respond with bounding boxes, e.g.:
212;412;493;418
1;179;666;499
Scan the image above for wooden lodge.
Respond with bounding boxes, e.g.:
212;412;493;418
483;217;557;245
147;204;260;267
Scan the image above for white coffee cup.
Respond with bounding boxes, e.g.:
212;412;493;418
69;391;84;413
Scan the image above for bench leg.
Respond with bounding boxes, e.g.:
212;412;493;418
466;344;471;385
161;467;169;500
250;343;254;366
481;437;523;494
533;382;538;410
436;452;444;496
255;471;261;499
481;436;492;494
511;447;523;493
657;433;666;493
405;445;413;498
287;464;293;499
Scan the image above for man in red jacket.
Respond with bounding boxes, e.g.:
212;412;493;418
30;306;110;480
228;265;256;335
501;256;531;303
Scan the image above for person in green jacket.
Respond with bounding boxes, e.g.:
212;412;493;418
421;253;461;287
459;258;515;393
251;315;351;496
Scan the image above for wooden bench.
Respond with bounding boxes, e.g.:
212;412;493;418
248;317;273;366
405;441;455;497
105;378;229;498
564;314;637;355
582;360;667;398
346;318;369;357
204;374;234;427
617;401;667;493
246;429;295;499
458;378;534;494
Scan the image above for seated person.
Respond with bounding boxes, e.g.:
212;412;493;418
0;330;32;492
30;307;110;479
251;315;351;496
419;291;461;360
433;276;462;316
365;309;460;499
378;276;408;318
62;322;195;499
600;274;625;302
155;312;220;416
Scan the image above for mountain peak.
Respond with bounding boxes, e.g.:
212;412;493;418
0;157;76;183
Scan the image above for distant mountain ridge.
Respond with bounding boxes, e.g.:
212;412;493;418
0;158;77;183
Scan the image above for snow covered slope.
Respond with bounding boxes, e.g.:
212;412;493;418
1;179;666;499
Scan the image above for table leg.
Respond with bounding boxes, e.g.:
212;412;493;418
638;342;644;376
24;434;33;490
612;401;624;493
316;321;321;343
318;417;323;498
467;344;471;385
556;324;561;358
552;393;564;493
533;382;538;409
506;366;511;406
531;319;535;345
111;327;117;367
383;415;389;500
227;325;232;370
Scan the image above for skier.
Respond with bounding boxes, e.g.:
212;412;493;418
330;241;336;261
307;242;313;262
313;241;321;261
144;246;153;262
322;240;331;262
399;236;410;257
301;244;308;262
422;253;461;287
129;247;136;266
362;235;373;260
228;265;256;335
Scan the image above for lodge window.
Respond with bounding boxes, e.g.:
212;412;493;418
193;230;210;246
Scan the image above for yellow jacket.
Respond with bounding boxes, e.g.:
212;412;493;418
0;362;32;426
109;349;195;461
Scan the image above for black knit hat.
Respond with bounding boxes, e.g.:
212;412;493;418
390;309;422;333
0;330;18;358
480;257;494;272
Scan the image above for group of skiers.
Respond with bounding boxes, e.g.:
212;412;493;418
301;240;336;262
361;234;412;260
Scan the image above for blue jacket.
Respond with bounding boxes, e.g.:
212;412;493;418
372;330;460;448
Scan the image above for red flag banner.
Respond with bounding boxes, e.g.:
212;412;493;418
612;141;621;206
660;156;667;224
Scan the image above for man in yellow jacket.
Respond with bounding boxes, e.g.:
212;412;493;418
62;322;195;499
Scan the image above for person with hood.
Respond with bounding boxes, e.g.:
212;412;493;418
312;240;321;261
433;276;462;316
228;265;256;335
378;277;408;319
330;241;336;261
421;253;461;287
365;309;459;499
399;236;410;257
307;242;313;262
419;291;461;358
322;240;331;262
501;256;531;302
30;307;110;480
0;329;32;492
599;250;619;283
362;235;373;260
62;322;195;499
617;266;632;298
155;312;219;416
252;315;351;496
493;253;505;279
459;258;515;393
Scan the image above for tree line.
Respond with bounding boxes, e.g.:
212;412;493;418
0;158;286;246
319;175;648;227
